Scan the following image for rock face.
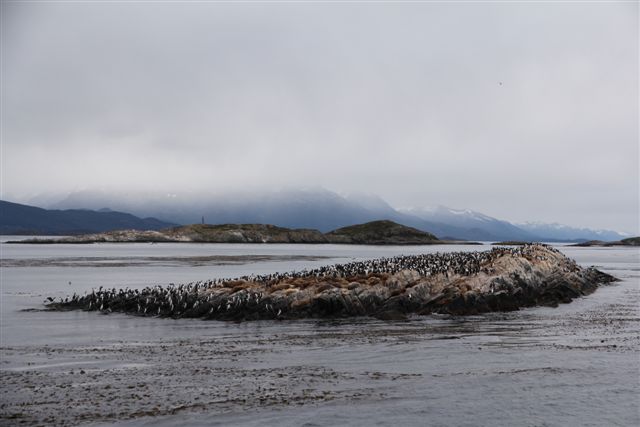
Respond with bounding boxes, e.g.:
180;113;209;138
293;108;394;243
13;220;441;245
47;245;617;320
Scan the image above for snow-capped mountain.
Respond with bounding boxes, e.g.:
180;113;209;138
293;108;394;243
399;206;538;242
516;222;627;242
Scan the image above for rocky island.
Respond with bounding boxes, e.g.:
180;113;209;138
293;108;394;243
12;220;450;245
570;237;640;247
47;244;616;320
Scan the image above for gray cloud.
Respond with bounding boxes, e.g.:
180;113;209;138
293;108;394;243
1;1;638;233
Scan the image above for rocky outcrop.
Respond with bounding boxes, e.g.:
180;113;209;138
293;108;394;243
46;245;617;320
491;241;531;246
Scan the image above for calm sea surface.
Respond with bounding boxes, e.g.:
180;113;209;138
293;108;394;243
1;238;638;426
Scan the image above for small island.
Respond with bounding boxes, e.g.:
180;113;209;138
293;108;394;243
47;244;617;320
10;220;474;245
570;237;640;247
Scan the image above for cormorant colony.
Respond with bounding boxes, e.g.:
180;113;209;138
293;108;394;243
48;244;580;319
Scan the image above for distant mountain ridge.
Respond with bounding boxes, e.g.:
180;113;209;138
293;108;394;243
399;206;538;242
16;188;628;242
48;188;477;238
0;200;175;235
515;221;626;243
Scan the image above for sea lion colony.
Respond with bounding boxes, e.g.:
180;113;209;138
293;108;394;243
46;244;616;319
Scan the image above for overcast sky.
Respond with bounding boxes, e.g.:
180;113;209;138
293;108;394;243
1;1;638;233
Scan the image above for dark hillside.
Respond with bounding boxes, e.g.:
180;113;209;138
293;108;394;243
0;200;174;235
326;220;439;245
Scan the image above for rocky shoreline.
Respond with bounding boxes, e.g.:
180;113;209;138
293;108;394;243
45;244;617;320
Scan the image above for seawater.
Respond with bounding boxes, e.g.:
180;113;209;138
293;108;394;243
0;239;638;426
